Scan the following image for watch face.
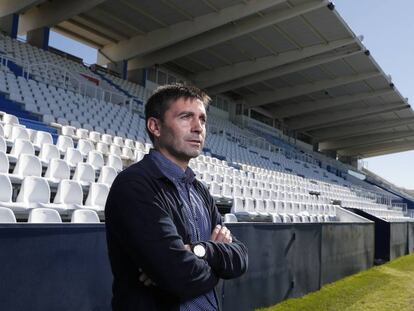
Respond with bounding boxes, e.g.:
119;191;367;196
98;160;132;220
194;244;206;258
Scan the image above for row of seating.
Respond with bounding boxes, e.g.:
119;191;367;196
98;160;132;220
0;206;100;223
0;174;107;217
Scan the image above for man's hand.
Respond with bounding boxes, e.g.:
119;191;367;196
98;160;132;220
210;224;232;243
138;268;156;287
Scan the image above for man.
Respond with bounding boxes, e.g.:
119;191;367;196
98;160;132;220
105;84;248;311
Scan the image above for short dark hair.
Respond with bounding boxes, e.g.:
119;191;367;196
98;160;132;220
144;83;211;143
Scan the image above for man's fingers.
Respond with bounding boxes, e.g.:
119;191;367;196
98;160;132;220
144;279;153;287
224;231;232;243
139;273;148;282
210;224;221;241
216;227;229;242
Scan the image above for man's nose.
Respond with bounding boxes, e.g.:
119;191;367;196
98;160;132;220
191;118;204;132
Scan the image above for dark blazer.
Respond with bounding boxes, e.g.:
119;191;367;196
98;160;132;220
105;154;248;311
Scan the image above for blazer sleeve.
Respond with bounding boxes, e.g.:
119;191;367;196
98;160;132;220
197;184;248;279
105;179;219;300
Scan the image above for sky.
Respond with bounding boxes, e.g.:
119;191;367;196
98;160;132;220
44;1;414;189
334;0;414;189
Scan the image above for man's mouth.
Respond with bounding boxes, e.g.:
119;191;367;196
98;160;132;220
187;139;202;145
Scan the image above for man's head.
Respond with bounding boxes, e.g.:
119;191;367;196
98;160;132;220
145;84;211;169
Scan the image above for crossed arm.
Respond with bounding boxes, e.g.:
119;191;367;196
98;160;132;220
105;180;248;300
139;224;233;286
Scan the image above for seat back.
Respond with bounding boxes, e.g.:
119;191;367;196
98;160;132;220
107;154;122;171
73;163;95;184
0;151;9;174
85;183;109;207
77;139;94;156
13;154;42;177
10;138;35;157
28;208;62;223
16;176;50;204
45;158;70;181
39;143;60;163
0;206;16;223
54;179;83;205
0;136;5;153
97;166;117;185
34;131;53;146
64;148;83;167
56;135;74;153
87;151;104;169
61;126;76;137
0;174;12;202
71;209;100;223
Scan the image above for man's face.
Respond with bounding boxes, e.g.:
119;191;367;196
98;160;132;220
151;97;207;167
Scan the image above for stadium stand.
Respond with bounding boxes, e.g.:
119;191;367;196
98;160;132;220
0;30;411;224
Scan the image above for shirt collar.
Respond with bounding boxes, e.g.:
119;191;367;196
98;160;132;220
148;149;196;184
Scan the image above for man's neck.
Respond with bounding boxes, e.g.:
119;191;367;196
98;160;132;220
154;147;188;171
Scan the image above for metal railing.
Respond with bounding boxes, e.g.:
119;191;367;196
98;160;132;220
22;62;129;107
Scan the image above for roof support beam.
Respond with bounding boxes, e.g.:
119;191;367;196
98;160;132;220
311;117;414;141
18;0;105;34
271;88;393;118
208;47;362;95
100;0;285;62
127;0;329;71
338;140;414;157
245;71;380;109
0;0;45;18
319;130;414;151
193;37;356;88
288;103;409;131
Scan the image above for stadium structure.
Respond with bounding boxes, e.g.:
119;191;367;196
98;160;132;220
0;0;414;310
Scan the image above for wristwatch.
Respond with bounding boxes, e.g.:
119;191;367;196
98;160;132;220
191;243;206;259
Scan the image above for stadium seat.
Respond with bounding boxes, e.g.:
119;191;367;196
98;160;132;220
61;125;76;137
76;128;89;140
8;138;35;162
0;151;9;174
8;176;51;213
64;147;83;168
33;131;53;149
72;163;95;186
89;131;101;143
56;135;74;154
10;154;42;183
0;136;5;153
224;213;238;223
2;113;19;125
39;144;60;165
87;151;104;170
44;159;70;185
97;166;117;185
83;183;109;212
47;179;83;212
28;208;62;223
71;209;100;223
77;139;94;156
96;142;109;155
101;134;112;145
0;206;16;223
107;154;122;172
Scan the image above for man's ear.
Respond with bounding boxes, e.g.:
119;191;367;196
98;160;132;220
147;117;162;139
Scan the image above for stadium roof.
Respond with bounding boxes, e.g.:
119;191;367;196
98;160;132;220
6;0;414;158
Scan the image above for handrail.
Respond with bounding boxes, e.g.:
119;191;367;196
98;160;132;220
22;62;128;106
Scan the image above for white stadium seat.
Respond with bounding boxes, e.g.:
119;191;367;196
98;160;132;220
71;209;100;223
83;183;109;212
0;206;16;223
28;208;62;223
